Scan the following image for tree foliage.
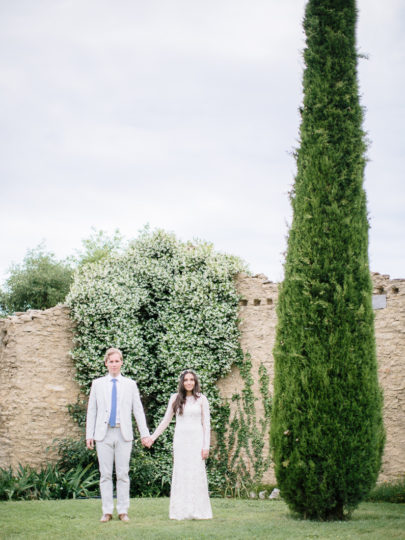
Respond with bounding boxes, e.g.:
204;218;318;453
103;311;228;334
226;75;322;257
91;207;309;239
72;227;127;267
0;229;125;316
270;0;384;520
0;245;73;315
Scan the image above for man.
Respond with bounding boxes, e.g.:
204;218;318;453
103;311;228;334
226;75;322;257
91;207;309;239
86;347;152;522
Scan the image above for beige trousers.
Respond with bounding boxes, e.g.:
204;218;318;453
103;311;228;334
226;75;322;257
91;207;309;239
96;426;132;515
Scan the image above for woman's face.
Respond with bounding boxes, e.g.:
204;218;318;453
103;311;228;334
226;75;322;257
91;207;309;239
183;373;195;393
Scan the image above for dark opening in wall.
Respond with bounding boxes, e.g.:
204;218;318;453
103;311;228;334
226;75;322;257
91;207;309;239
392;286;399;294
240;299;248;306
253;299;261;306
267;298;273;305
377;286;385;294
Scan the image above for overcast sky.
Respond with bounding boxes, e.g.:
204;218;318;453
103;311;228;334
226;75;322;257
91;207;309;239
1;0;404;284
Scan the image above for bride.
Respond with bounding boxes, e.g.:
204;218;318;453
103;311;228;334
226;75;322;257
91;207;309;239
149;369;213;520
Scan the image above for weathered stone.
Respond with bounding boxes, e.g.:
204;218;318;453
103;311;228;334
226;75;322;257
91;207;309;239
269;488;280;499
0;305;82;469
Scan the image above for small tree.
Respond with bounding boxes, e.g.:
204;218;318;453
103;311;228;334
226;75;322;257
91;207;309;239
72;227;126;267
271;0;384;520
0;245;73;314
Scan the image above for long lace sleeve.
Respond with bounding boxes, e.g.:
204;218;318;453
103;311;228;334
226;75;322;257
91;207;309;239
151;394;176;442
201;394;211;450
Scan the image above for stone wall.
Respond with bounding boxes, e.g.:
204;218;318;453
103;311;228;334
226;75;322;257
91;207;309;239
371;273;405;482
0;273;404;483
0;306;82;469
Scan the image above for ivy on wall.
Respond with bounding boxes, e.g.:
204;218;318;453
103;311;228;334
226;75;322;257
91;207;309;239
66;228;271;494
212;356;272;496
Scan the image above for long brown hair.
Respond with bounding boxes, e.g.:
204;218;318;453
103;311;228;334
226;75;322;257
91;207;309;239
172;369;201;415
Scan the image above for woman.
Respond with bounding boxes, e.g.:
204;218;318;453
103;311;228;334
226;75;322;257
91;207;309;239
150;369;213;520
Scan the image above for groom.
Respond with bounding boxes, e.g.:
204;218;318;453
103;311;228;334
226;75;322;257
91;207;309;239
86;347;152;522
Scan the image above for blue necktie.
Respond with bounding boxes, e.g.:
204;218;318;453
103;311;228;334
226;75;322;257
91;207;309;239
109;379;117;427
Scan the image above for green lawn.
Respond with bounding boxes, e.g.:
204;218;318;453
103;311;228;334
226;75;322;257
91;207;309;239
0;498;404;540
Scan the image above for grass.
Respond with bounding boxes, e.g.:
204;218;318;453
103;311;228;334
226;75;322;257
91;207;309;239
0;498;404;540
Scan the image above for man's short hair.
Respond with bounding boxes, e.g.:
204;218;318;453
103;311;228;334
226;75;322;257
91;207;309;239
104;347;123;363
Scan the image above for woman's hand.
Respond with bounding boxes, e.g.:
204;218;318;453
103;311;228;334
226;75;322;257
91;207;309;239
201;449;209;460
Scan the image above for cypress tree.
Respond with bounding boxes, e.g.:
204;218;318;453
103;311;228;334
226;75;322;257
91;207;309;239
270;0;384;520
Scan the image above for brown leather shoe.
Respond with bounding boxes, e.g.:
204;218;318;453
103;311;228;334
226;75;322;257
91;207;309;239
100;514;112;522
119;513;130;522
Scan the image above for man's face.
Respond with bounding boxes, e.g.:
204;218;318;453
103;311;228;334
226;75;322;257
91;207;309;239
105;352;123;377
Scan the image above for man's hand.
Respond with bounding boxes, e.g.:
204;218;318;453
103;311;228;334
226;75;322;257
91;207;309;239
201;448;209;460
86;438;95;450
141;436;153;448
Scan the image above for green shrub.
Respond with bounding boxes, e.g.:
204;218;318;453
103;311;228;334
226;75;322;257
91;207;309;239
53;437;98;473
129;442;171;497
0;463;99;501
0;465;36;501
366;478;405;504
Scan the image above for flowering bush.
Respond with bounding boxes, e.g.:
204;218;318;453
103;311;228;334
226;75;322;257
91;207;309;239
67;228;253;493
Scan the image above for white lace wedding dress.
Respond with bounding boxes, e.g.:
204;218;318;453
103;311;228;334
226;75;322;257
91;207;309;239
151;393;213;520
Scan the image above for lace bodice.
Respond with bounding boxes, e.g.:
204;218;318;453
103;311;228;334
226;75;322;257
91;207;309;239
151;393;211;450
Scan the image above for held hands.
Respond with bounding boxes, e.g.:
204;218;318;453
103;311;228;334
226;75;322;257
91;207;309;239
141;436;154;449
201;448;209;460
